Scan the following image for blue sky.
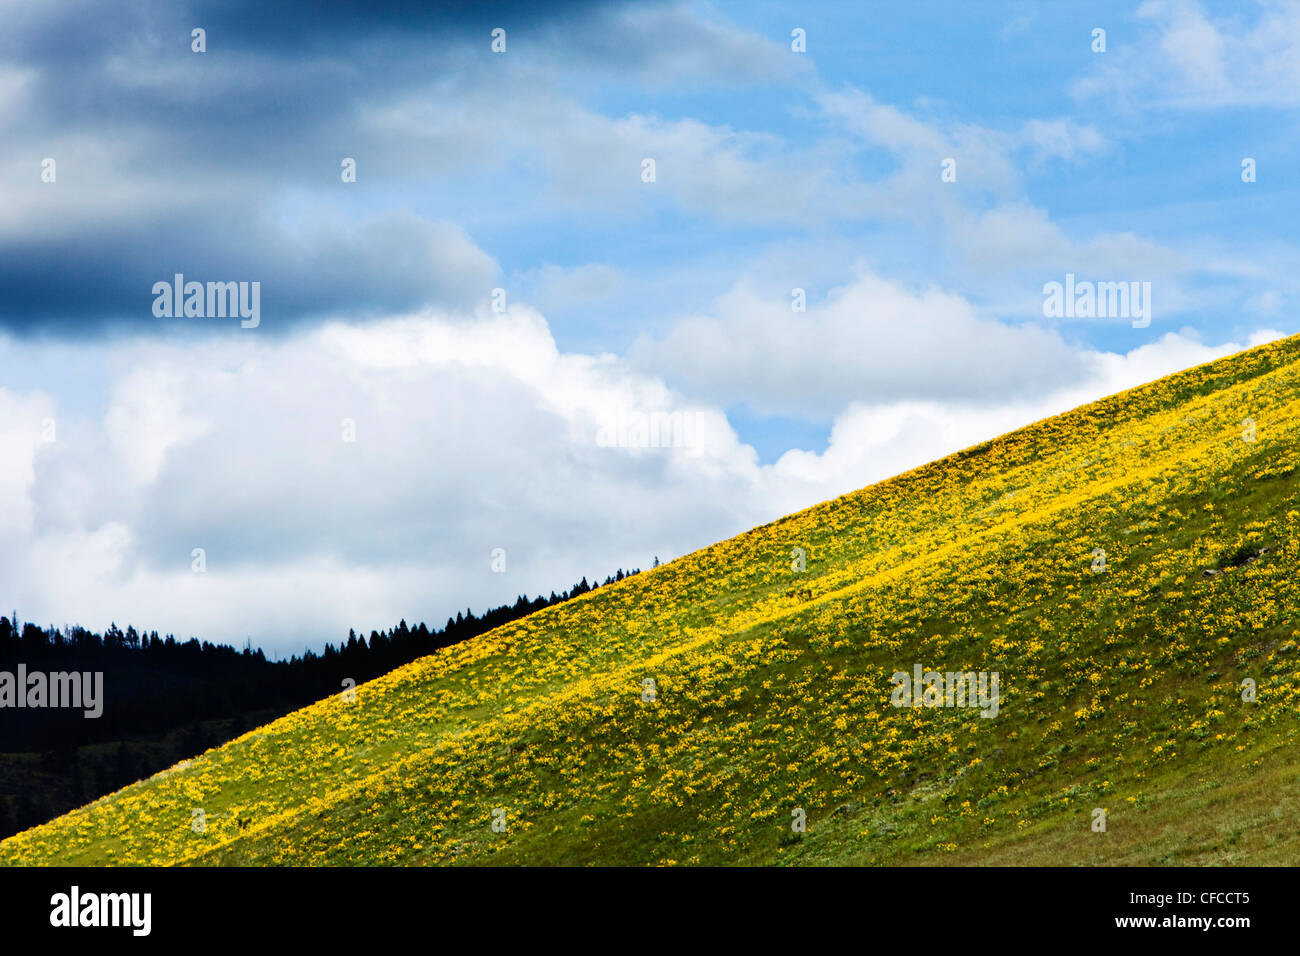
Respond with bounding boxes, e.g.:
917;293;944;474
0;0;1296;655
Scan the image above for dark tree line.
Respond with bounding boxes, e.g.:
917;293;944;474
0;566;639;840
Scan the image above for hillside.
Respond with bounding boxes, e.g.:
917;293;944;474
4;334;1300;866
0;568;641;841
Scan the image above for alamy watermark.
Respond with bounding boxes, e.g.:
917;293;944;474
50;886;150;936
595;409;703;450
890;664;999;717
1042;273;1151;328
152;274;260;328
0;665;103;718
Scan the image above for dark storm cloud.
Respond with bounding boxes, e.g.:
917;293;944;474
193;0;612;52
3;0;611;68
0;0;630;336
0;210;496;336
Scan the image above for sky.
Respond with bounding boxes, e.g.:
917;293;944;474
0;0;1295;657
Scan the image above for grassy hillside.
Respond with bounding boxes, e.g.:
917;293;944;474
5;335;1300;866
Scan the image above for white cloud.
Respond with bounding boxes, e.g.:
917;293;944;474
0;386;52;536
628;271;1091;418
0;65;32;122
2;305;1282;657
759;328;1289;517
1017;118;1110;165
578;3;808;86
1245;289;1284;316
950;204;1186;275
1075;0;1300;109
817;88;1108;207
0;312;760;654
104;363;213;485
514;262;625;314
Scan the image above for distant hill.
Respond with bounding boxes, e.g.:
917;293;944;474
4;335;1299;865
0;568;639;840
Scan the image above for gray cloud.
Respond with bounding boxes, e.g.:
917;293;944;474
0;0;666;335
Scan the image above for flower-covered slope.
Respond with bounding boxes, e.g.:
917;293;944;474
5;335;1300;866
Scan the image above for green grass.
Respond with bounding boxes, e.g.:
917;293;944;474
3;334;1300;866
